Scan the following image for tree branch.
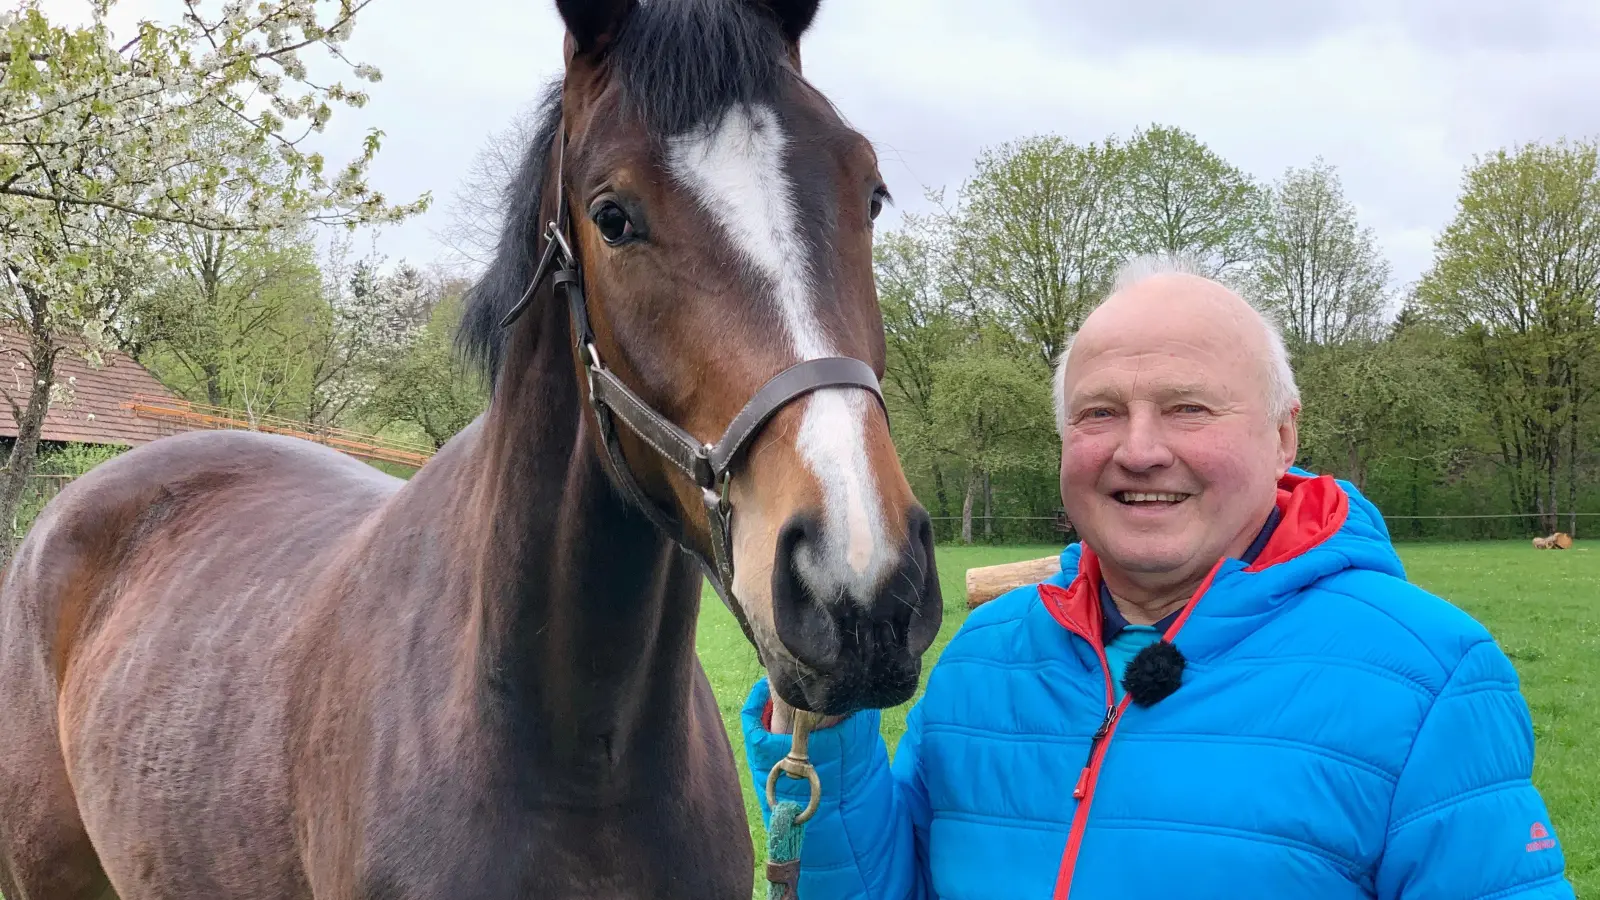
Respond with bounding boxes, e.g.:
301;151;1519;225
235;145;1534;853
251;0;375;63
0;185;262;232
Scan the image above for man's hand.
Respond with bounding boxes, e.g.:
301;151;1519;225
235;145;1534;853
767;688;848;734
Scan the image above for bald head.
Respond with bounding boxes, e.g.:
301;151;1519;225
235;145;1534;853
1053;256;1299;437
1053;253;1302;610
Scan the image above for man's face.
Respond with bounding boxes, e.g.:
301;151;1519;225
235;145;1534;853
1059;275;1297;593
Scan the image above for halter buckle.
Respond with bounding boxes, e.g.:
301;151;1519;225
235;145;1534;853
544;221;576;267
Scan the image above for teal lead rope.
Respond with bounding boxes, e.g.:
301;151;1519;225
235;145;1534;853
765;711;823;900
765;800;807;900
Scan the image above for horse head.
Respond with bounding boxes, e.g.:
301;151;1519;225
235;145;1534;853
481;0;944;716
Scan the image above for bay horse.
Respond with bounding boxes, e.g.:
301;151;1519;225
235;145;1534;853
0;0;943;897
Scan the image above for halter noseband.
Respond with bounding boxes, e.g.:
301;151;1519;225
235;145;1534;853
500;127;887;639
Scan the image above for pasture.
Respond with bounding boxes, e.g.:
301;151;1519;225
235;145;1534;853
698;541;1600;896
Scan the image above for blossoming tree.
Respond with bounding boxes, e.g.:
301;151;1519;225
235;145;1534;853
0;0;427;556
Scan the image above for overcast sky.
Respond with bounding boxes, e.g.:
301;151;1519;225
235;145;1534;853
94;0;1600;294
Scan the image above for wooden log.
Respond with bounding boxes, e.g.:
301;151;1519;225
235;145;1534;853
1554;532;1573;550
966;555;1061;609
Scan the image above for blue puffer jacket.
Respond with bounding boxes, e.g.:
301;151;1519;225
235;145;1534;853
742;473;1574;899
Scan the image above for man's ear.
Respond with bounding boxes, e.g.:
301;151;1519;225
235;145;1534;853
554;0;637;60
1277;406;1300;476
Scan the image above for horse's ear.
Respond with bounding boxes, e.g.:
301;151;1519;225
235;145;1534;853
554;0;637;59
752;0;822;47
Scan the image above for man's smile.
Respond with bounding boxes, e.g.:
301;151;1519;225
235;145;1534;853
1113;491;1193;506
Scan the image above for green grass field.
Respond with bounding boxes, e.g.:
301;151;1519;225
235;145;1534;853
698;541;1599;896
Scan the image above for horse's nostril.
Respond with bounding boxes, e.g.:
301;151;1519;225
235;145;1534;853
771;514;839;671
770;508;944;677
877;506;942;654
909;506;943;650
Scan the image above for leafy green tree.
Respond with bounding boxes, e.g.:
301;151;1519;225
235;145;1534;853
363;281;488;449
136;229;323;410
1415;138;1600;533
1294;335;1476;493
0;0;425;560
1120;124;1265;277
1249;159;1391;348
301;251;433;427
950;135;1127;366
874;215;972;520
924;332;1055;543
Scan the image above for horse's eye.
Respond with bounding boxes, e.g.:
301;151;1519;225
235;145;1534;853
592;201;634;245
870;184;891;222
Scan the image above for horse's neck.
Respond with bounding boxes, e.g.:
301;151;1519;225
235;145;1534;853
462;308;705;787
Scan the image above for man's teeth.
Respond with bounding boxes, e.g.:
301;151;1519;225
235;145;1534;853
1118;492;1188;503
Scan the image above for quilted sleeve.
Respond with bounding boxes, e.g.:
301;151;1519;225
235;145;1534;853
1376;641;1575;899
741;678;932;900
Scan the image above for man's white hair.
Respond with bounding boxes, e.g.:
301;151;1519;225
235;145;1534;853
1051;252;1300;437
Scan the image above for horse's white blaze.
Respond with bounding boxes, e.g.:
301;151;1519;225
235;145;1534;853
668;105;891;604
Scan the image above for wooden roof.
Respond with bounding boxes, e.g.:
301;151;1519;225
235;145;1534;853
0;330;187;447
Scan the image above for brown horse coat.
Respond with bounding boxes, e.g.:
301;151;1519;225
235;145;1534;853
0;1;941;897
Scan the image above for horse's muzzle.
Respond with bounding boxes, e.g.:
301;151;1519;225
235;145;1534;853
768;507;942;715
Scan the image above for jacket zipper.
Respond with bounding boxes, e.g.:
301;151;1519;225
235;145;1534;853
1050;559;1224;900
1071;701;1123;800
1052;641;1128;900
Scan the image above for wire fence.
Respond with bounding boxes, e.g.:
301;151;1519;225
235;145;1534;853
15;472;1596;546
930;512;1600;545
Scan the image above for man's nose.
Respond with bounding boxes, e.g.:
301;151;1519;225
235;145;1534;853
1112;405;1175;471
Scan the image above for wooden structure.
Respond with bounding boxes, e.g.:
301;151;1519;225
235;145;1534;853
1532;532;1574;550
126;395;435;470
0;332;188;448
0;331;435;472
966;554;1061;609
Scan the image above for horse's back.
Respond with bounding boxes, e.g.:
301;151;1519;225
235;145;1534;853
5;429;399;682
0;429;401;899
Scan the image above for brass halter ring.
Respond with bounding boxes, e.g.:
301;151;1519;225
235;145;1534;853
766;709;824;825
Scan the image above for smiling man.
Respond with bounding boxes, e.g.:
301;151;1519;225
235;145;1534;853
741;254;1574;899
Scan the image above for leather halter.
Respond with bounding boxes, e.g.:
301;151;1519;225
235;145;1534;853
500;128;888;640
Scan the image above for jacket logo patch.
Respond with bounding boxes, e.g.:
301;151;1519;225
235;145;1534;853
1527;822;1556;852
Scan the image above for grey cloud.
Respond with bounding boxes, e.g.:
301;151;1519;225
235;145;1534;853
201;0;1600;296
1017;0;1352;53
1013;0;1597;55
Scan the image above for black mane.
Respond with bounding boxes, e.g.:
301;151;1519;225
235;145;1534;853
456;0;791;385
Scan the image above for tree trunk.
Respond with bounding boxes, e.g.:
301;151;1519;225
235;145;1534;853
1409;456;1421;539
205;362;223;408
1346;441;1365;492
0;344;57;566
1568;374;1580;538
961;471;977;545
1545;429;1561;536
931;462;950;541
982;470;992;541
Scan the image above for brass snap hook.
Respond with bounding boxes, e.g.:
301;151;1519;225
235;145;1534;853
766;709;824;825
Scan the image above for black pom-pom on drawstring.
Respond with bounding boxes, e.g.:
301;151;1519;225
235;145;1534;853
1122;641;1186;707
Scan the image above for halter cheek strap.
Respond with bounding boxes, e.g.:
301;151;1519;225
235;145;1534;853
501;127;888;647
